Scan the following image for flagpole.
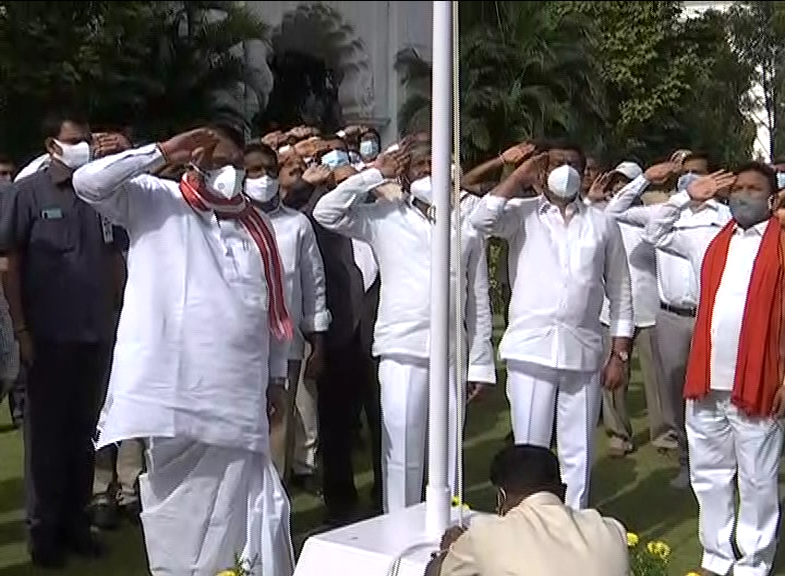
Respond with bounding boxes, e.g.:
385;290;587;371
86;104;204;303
425;0;453;540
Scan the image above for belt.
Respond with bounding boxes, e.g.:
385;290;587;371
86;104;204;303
660;301;696;318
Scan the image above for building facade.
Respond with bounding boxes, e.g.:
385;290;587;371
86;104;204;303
241;1;432;146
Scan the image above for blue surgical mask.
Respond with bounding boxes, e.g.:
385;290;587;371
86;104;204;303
321;149;350;169
677;172;700;192
360;139;379;159
776;171;785;190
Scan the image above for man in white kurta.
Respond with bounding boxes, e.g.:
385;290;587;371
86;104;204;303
244;142;331;481
312;147;496;513
71;128;294;576
470;146;633;509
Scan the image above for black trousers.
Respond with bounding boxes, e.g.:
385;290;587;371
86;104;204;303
25;341;111;552
318;328;373;518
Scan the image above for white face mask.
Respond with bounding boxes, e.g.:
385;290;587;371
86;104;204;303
409;175;432;204
546;164;582;200
245;175;280;203
205;165;245;200
53;140;91;169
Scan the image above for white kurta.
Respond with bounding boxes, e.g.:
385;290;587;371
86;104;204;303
646;197;782;576
470;194;633;509
312;169;495;512
265;204;331;361
72;145;294;576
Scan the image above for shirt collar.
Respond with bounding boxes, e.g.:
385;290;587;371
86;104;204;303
537;194;583;217
734;219;770;236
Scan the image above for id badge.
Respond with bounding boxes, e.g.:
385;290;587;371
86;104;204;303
101;216;114;244
40;207;63;220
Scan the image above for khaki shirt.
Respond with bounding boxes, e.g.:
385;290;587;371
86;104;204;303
440;492;629;576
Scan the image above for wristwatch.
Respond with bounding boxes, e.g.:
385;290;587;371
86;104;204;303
611;350;630;363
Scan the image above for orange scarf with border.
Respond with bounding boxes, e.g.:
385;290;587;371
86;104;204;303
684;217;785;416
179;173;293;341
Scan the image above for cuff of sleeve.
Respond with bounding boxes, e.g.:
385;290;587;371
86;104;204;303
467;364;497;385
609;320;635;339
668;191;692;209
483;195;508;213
301;310;332;334
360;168;385;188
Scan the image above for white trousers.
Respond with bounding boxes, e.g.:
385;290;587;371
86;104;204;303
378;354;460;513
687;392;783;576
139;437;294;576
506;360;600;509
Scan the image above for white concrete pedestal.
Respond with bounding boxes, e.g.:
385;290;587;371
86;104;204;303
294;503;481;576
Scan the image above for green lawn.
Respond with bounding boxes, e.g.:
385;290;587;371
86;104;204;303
0;355;783;575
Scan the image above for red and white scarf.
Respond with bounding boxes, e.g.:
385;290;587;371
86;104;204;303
180;173;293;341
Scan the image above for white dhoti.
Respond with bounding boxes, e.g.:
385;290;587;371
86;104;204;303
139;437;294;576
378;354;460;513
687;391;783;576
506;360;601;509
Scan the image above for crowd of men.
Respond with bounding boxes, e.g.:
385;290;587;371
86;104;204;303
0;110;783;576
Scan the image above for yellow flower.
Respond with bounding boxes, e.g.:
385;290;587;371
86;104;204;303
686;572;703;576
626;532;639;547
451;496;471;511
217;571;238;576
646;540;671;560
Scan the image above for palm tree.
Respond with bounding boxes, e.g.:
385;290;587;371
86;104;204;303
125;1;270;139
395;1;607;166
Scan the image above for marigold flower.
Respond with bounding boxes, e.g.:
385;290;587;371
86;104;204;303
451;496;471;511
646;540;671;560
686;572;702;576
626;532;639;547
217;571;238;576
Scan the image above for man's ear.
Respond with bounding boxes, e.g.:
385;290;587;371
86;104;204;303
44;137;60;157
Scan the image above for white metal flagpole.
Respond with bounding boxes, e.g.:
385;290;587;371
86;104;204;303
425;0;453;540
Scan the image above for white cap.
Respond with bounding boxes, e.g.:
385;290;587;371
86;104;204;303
613;161;643;181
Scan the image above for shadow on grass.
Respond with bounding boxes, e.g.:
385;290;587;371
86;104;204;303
596;468;695;539
0;518;24;548
0;477;23;516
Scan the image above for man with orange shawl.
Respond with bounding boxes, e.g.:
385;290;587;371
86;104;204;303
646;163;785;576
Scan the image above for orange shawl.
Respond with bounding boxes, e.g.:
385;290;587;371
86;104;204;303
684;217;785;416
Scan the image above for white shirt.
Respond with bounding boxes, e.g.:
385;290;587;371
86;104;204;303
604;177;730;309
645;193;747;391
72;144;289;454
264;204;331;360
14;153;50;182
312;169;496;384
471;195;633;372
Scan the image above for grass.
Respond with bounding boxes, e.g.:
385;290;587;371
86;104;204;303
0;346;783;575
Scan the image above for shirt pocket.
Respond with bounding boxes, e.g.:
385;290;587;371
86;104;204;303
29;216;76;254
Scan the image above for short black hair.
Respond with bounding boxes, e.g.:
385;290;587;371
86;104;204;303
41;109;89;139
489;444;562;496
734;161;777;196
542;138;586;172
244;141;277;163
361;128;381;143
682;152;710;167
207;121;245;151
